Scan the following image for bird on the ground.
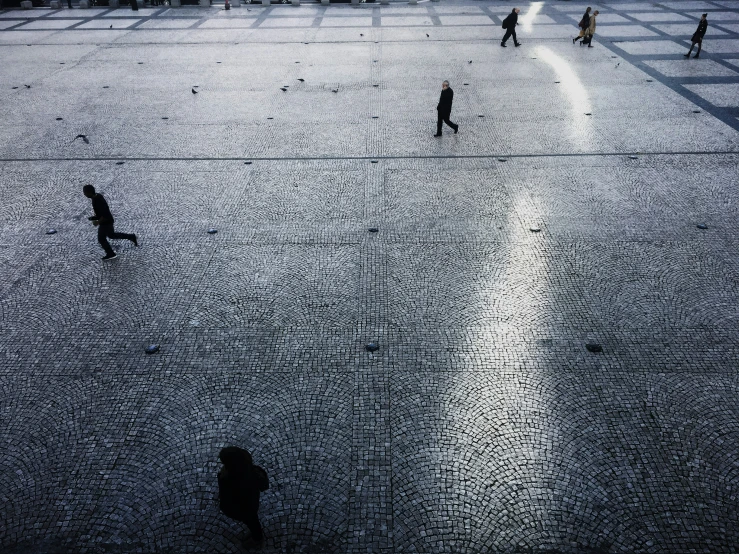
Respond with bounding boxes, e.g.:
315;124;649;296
615;63;620;68
426;33;430;37
280;88;287;92
298;78;305;82
109;25;112;29
469;60;472;64
360;33;364;36
74;134;89;144
24;84;31;89
332;89;338;93
192;88;198;94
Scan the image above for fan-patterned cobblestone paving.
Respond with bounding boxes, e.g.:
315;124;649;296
1;0;739;552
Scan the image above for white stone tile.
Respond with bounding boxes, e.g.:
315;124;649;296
137;18;198;28
381;16;434;26
102;7;160;16
684;83;739;106
628;11;692;21
591;14;632;23
596;24;660;36
645;59;739;77
77;18;140;28
652;22;727;34
438;15;494;26
14;19;84;29
320;16;372;27
612;40;691;54
700;38;739;52
259;17;314;27
199;18;258;27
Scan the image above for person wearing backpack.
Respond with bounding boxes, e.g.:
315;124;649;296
218;447;269;547
501;8;521;48
573;7;591;44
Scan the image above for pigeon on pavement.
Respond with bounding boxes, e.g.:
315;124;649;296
192;88;198;94
73;134;89;144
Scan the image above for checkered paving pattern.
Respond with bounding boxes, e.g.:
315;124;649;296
1;0;739;553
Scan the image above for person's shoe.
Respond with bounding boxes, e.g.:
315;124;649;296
573;37;576;44
500;42;507;47
131;234;138;247
453;125;459;134
514;42;522;47
102;253;117;261
434;133;442;137
693;54;700;58
683;53;690;58
588;45;593;48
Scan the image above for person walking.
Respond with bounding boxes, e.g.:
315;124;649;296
685;14;708;58
501;8;521;48
218;447;269;548
83;185;137;261
434;80;458;137
582;10;598;47
573;7;591;44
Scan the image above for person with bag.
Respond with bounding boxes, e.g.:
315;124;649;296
573;7;591;45
218;447;270;548
501;8;522;48
582;10;598;47
684;14;708;59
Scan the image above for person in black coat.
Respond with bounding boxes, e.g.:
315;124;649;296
501;8;521;47
573;7;591;44
218;447;267;547
83;185;137;261
685;14;708;58
434;80;458;137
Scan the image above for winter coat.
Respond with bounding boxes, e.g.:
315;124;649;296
587;14;597;35
437;87;454;115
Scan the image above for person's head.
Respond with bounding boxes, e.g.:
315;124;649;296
219;446;253;471
701;13;707;19
442;80;449;90
593;10;599;15
586;6;591;12
83;184;96;198
514;8;520;13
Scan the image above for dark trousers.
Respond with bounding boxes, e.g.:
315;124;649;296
240;497;263;541
501;27;517;45
98;223;135;256
437;110;457;135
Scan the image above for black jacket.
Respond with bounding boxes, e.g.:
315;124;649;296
579;11;590;29
218;466;262;522
695;19;707;38
437;87;454;114
503;10;518;29
90;194;114;225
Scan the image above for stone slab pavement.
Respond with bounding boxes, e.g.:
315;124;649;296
1;0;739;553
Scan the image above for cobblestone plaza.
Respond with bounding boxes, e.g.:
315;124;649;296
2;0;739;552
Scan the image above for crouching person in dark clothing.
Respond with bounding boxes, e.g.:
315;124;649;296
218;447;269;548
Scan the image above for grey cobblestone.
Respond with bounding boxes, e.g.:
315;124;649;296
2;0;739;552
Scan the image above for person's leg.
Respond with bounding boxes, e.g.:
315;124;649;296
513;29;520;46
244;512;264;542
97;225;116;257
109;229;137;244
435;112;443;136
501;28;512;45
443;116;458;133
694;39;702;57
685;42;694;57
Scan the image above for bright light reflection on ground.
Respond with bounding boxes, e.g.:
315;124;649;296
520;2;543;33
535;45;592;148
